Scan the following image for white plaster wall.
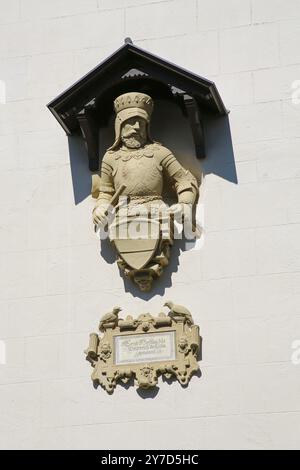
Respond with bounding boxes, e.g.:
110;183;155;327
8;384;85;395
0;0;300;450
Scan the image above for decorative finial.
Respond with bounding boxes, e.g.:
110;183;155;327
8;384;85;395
124;37;133;45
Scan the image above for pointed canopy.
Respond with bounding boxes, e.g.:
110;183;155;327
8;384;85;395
47;41;228;135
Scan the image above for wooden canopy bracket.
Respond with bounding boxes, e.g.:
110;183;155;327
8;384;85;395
183;95;205;159
77;106;99;171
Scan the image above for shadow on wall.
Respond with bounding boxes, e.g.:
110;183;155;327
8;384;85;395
68;135;91;205
68;99;237;297
202;112;237;185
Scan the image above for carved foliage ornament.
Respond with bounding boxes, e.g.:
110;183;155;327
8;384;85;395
85;302;201;394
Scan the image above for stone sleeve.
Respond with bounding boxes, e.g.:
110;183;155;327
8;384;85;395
161;152;198;204
94;153;115;208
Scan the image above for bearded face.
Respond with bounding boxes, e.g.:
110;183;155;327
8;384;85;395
134;271;153;292
120;117;147;149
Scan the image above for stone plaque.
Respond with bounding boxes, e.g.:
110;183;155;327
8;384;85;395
114;331;176;365
85;305;201;394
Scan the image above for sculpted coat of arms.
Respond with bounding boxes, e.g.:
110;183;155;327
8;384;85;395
93;92;199;291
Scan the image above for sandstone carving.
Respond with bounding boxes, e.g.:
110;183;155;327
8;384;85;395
92;92;199;291
85;303;201;394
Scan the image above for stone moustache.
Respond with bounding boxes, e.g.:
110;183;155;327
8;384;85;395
92;92;199;292
85;302;201;394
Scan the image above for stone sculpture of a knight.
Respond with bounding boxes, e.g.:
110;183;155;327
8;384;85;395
93;92;198;291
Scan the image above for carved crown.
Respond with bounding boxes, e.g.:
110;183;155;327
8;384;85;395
114;92;153;116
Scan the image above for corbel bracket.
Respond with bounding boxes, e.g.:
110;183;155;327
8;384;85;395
77;105;99;171
183;95;205;159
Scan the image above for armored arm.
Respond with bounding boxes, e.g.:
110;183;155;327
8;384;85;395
161;152;198;205
92;153;115;225
94;153;115;208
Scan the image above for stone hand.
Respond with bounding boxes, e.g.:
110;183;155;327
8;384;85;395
168;203;184;215
168;203;192;217
93;205;109;227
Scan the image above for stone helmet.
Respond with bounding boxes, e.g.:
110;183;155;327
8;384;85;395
108;92;154;150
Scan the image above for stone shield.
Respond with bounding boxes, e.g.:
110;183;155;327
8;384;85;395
109;217;160;270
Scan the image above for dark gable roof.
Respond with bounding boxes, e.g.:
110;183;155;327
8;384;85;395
47;41;228;135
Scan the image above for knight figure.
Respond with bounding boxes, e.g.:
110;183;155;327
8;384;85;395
93;92;198;291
